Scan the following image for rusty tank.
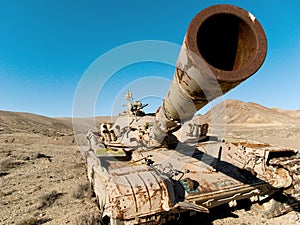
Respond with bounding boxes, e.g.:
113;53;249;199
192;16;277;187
82;4;300;225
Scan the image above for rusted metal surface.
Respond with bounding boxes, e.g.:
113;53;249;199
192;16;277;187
80;4;300;225
270;155;300;195
151;4;267;142
83;134;299;224
83;134;300;224
104;165;175;220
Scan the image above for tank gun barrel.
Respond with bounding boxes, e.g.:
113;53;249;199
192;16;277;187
151;4;267;142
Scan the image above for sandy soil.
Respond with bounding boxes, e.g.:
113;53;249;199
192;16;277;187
1;130;299;225
1;100;300;224
0;134;100;225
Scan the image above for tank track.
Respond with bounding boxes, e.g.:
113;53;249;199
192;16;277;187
266;155;300;217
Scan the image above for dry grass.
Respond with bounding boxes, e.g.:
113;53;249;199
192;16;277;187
74;212;102;225
32;152;52;162
16;217;51;225
73;183;93;199
0;189;14;196
0;158;24;170
0;148;12;156
38;190;63;210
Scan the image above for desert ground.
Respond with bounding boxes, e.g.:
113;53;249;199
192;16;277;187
1;99;300;225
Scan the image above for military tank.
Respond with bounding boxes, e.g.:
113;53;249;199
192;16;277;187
82;4;300;225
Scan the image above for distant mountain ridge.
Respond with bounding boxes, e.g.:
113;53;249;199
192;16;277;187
0;100;299;135
201;99;300;124
0;110;72;135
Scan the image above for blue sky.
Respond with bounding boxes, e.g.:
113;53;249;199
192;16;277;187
0;0;299;117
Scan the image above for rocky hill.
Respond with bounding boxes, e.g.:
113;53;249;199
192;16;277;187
0;110;72;136
201;99;300;125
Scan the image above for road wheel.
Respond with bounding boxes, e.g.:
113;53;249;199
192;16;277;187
251;198;282;218
102;216;124;225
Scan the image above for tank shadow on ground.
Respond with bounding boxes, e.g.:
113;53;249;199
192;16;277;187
164;203;243;225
